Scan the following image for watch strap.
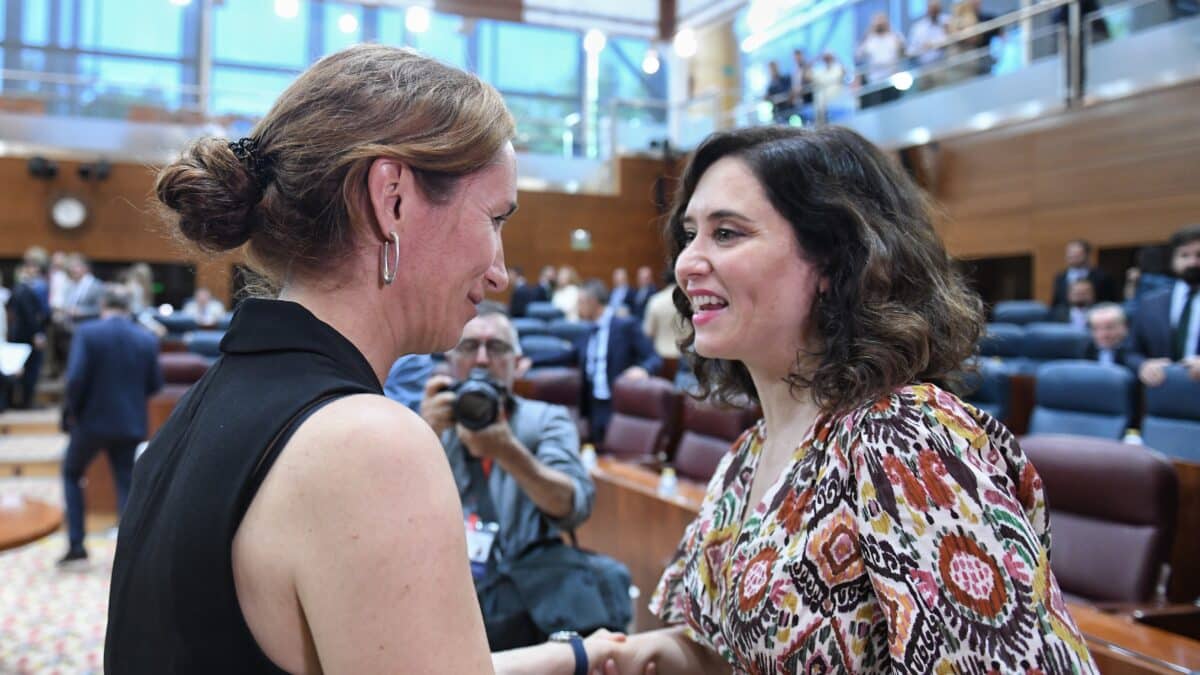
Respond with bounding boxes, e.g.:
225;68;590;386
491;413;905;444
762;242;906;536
567;634;587;675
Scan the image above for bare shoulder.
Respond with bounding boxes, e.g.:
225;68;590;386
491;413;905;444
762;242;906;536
283;394;449;492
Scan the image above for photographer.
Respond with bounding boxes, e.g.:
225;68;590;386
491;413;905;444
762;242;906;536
420;304;599;650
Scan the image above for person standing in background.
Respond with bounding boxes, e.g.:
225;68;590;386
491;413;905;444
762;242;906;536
59;286;163;565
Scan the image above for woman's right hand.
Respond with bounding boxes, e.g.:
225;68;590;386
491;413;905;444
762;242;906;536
584;630;660;675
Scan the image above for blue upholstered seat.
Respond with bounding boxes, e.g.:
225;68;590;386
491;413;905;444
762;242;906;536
1028;360;1135;439
962;359;1012;423
511;317;549;339
526;302;564;322
992;300;1051;325
519;334;577;368
1142;366;1200;462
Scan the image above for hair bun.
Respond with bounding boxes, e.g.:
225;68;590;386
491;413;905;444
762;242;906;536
155;136;265;252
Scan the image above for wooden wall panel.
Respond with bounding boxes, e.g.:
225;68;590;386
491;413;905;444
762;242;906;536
934;80;1200;302
0;154;673;305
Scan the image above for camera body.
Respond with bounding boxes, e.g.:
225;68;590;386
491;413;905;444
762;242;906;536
448;368;509;431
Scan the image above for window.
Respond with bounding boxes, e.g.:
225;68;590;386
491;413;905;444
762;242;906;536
321;3;362;57
21;0;50;46
479;21;580;96
211;67;297;117
409;11;468;70
79;0;187;57
599;37;665;102
77;55;183;108
214;0;309;69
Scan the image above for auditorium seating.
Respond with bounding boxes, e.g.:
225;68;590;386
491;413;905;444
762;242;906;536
511;317;551;339
156;314;198;337
978;322;1025;360
992;300;1051;325
184;330;225;360
1021;434;1177;604
1142;366;1200;462
526;302;565;322
545;319;593;345
1028;361;1134;439
512;367;585;438
519;335;577;369
673;398;760;482
601;377;681;463
1023;322;1089;360
148;352;211;437
961;359;1012;423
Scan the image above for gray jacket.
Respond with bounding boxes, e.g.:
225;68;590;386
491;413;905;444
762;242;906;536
441;396;594;560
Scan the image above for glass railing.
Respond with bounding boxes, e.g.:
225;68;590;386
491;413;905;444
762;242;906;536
0;0;1194;182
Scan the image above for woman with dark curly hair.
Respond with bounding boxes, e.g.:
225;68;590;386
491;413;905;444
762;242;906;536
603;126;1098;673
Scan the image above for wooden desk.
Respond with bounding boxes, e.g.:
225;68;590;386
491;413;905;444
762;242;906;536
575;457;704;631
578;457;1200;673
1071;603;1200;674
0;496;62;552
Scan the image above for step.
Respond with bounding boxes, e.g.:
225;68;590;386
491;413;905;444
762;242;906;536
0;435;63;479
0;409;61;435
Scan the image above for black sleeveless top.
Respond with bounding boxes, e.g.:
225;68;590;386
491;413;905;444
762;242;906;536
105;299;381;673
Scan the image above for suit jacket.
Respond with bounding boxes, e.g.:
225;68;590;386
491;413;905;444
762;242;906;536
1084;342;1131;368
66;315;163;439
573;315;662;409
1126;288;1174;372
628;284;657;321
509;282;549;319
1052;267;1116;307
6;281;49;344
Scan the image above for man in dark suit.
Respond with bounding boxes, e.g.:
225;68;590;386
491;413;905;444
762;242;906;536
1128;225;1200;387
1083;303;1131;368
608;268;632;315
508;267;548;319
6;261;50;408
1050;278;1096;330
574;280;662;443
1052;239;1117;308
628;266;657;321
59;285;163;565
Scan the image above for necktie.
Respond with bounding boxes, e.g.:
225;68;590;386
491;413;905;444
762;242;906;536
1176;286;1197;361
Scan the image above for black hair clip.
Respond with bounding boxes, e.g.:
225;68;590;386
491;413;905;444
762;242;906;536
228;136;274;192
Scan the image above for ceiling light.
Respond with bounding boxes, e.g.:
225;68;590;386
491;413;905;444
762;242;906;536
673;28;697;59
583;29;607;54
274;0;299;20
642;48;660;74
890;71;914;91
338;12;358;33
406;6;431;33
168;0;193;6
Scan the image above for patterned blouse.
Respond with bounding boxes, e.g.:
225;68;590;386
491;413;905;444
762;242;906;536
650;384;1098;674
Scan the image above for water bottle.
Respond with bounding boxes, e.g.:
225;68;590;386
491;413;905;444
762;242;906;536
580;443;597;471
657;467;678;499
1123;428;1144;445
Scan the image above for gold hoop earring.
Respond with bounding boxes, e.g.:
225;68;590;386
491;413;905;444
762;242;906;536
381;231;400;285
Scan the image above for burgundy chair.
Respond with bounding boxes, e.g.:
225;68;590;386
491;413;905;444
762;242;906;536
514;367;586;439
148;352;212;438
600;377;681;463
673;399;761;483
1020;434;1178;604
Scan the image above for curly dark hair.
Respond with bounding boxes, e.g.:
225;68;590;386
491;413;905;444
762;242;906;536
667;126;985;413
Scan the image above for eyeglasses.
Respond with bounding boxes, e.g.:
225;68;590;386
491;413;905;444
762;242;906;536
453;338;515;358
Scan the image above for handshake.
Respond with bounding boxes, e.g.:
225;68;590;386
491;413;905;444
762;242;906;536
496;629;667;675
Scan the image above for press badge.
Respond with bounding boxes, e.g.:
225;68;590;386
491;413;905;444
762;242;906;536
465;518;500;580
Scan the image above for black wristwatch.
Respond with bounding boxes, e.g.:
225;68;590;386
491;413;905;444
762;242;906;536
549;630;587;675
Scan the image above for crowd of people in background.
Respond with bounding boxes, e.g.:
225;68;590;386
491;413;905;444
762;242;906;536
1044;227;1200;386
763;0;1044;120
0;246;227;412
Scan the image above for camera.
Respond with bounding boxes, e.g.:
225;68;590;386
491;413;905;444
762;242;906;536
448;368;508;431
